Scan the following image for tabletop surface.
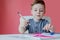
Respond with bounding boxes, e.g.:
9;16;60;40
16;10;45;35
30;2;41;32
0;33;60;40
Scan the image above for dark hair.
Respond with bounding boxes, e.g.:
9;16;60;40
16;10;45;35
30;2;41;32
31;0;45;7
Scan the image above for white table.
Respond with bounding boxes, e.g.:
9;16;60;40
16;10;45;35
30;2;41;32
0;33;60;40
38;33;60;40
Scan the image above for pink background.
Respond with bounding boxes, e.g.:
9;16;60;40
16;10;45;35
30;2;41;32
0;0;60;34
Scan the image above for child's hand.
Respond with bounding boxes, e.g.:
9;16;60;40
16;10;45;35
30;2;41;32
18;13;29;27
20;17;29;27
43;24;54;32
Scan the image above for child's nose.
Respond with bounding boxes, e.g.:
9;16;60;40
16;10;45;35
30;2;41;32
37;10;40;13
37;11;40;14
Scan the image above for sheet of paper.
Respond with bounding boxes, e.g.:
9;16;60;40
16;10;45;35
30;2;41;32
33;34;54;38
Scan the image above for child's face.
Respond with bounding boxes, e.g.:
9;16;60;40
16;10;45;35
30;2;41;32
31;4;45;20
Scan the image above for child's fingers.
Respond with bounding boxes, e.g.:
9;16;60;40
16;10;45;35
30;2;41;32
43;24;48;30
19;13;22;17
45;24;54;32
18;12;26;20
17;12;22;17
49;25;54;32
43;24;51;31
48;24;50;26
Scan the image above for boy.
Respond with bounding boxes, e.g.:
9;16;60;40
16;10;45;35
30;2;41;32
19;0;54;34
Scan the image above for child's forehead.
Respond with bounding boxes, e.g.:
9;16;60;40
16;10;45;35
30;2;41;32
32;4;44;9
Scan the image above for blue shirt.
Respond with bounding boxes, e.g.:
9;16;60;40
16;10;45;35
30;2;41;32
26;19;50;33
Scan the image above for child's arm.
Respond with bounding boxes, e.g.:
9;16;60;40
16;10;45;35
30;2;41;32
18;12;29;33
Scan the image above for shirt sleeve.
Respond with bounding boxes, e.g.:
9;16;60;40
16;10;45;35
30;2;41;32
43;19;49;27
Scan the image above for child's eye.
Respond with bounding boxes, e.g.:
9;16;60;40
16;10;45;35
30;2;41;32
39;10;44;12
34;10;37;11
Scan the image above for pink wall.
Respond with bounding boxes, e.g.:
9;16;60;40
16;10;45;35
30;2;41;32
0;0;60;34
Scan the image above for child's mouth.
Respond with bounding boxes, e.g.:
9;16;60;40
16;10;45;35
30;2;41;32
37;15;40;17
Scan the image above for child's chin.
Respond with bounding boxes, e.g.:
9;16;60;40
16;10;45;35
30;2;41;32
36;17;42;20
38;16;42;18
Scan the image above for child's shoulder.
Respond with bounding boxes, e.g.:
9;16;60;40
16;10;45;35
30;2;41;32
42;19;49;24
28;18;48;22
42;19;48;21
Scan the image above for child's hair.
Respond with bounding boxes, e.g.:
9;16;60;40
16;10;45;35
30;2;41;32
31;0;45;7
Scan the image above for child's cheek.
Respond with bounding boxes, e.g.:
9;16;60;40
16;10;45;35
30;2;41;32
32;11;36;16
